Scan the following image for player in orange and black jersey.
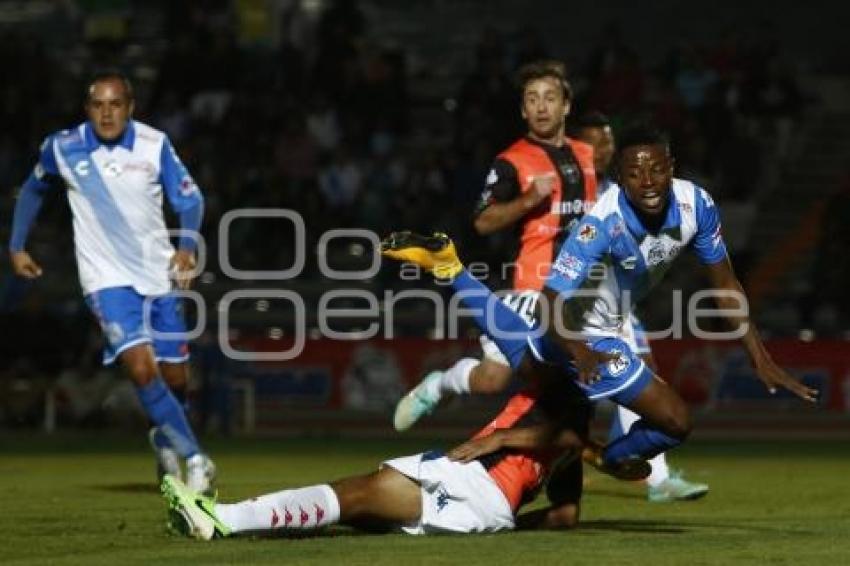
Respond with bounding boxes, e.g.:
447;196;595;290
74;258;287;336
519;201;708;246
162;361;648;539
393;60;598;432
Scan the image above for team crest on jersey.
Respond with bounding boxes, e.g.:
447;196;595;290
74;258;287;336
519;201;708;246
678;202;693;214
559;163;579;184
645;236;682;267
577;224;597;243
102;160;123;178
552;253;584;280
606;349;630;376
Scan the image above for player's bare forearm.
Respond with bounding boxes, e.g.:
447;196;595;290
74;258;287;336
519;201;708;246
474;201;532;234
448;424;583;463
704;259;769;365
540;287;613;384
704;259;818;401
516;503;579;530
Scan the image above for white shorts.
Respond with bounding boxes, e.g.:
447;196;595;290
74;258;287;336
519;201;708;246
382;452;514;535
481;290;540;366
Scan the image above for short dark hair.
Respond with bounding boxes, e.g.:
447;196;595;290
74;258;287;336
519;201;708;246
568;110;610;135
86;69;134;101
516;59;572;101
616;120;670;154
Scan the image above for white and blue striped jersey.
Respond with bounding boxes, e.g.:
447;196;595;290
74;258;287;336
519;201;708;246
27;120;202;296
545;178;727;338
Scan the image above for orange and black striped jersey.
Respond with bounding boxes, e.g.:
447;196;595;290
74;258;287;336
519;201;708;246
475;136;597;290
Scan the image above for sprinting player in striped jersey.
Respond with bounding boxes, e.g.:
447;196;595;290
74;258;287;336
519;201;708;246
8;71;215;492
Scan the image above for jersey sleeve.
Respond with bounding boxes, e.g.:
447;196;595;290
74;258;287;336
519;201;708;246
473;158;520;216
25;135;61;191
544;214;610;296
159;136;204;213
9;136;61;252
691;187;728;265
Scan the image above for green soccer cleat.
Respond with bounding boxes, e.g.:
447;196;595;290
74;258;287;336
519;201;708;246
393;370;443;432
161;474;231;540
381;231;464;279
648;470;709;502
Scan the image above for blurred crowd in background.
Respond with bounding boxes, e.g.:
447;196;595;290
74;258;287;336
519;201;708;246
1;0;848;427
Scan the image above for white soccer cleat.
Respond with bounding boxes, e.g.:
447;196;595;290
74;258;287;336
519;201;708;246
186;453;217;495
393;370;443;432
149;427;182;483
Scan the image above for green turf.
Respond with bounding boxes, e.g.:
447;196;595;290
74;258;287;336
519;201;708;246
0;434;848;565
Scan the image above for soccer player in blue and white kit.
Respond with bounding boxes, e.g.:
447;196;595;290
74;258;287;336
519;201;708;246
381;122;817;471
8;71;215;492
572;111;707;501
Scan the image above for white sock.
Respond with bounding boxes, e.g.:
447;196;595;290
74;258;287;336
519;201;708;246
215;484;341;534
439;357;478;395
646;453;671;487
616;405;670;487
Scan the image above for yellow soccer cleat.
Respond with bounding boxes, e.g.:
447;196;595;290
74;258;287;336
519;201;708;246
381;231;464;279
582;439;651;481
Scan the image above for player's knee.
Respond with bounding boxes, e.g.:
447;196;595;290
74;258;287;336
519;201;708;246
473;362;511;394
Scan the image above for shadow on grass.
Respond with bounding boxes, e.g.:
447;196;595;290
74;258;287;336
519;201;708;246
91;483;160;494
578;518;817;536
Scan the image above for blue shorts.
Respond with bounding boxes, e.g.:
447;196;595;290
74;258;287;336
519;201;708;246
85;286;190;365
530;335;653;406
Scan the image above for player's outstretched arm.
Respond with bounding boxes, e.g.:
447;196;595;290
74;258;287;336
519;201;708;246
515;503;579;530
447;423;583;463
703;258;818;402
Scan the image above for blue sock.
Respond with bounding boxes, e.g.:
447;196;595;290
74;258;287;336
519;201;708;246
602;419;681;465
152;386;189;450
137;378;200;458
450;270;541;369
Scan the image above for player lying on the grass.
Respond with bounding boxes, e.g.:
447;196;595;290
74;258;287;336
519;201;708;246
381;124;816;472
162;364;650;540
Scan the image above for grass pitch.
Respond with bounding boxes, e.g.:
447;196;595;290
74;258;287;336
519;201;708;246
0;434;847;565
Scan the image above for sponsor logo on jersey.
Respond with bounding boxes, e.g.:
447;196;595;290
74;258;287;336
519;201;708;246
179;175;199;196
486;168;498;186
678;202;693;213
34;163;45;179
620;256;637;270
711;224;723;250
552;253;584;280
552;199;589;216
74;160;90;177
105;322;124;346
577;223;597;243
609;221;625;238
436;487;451;512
